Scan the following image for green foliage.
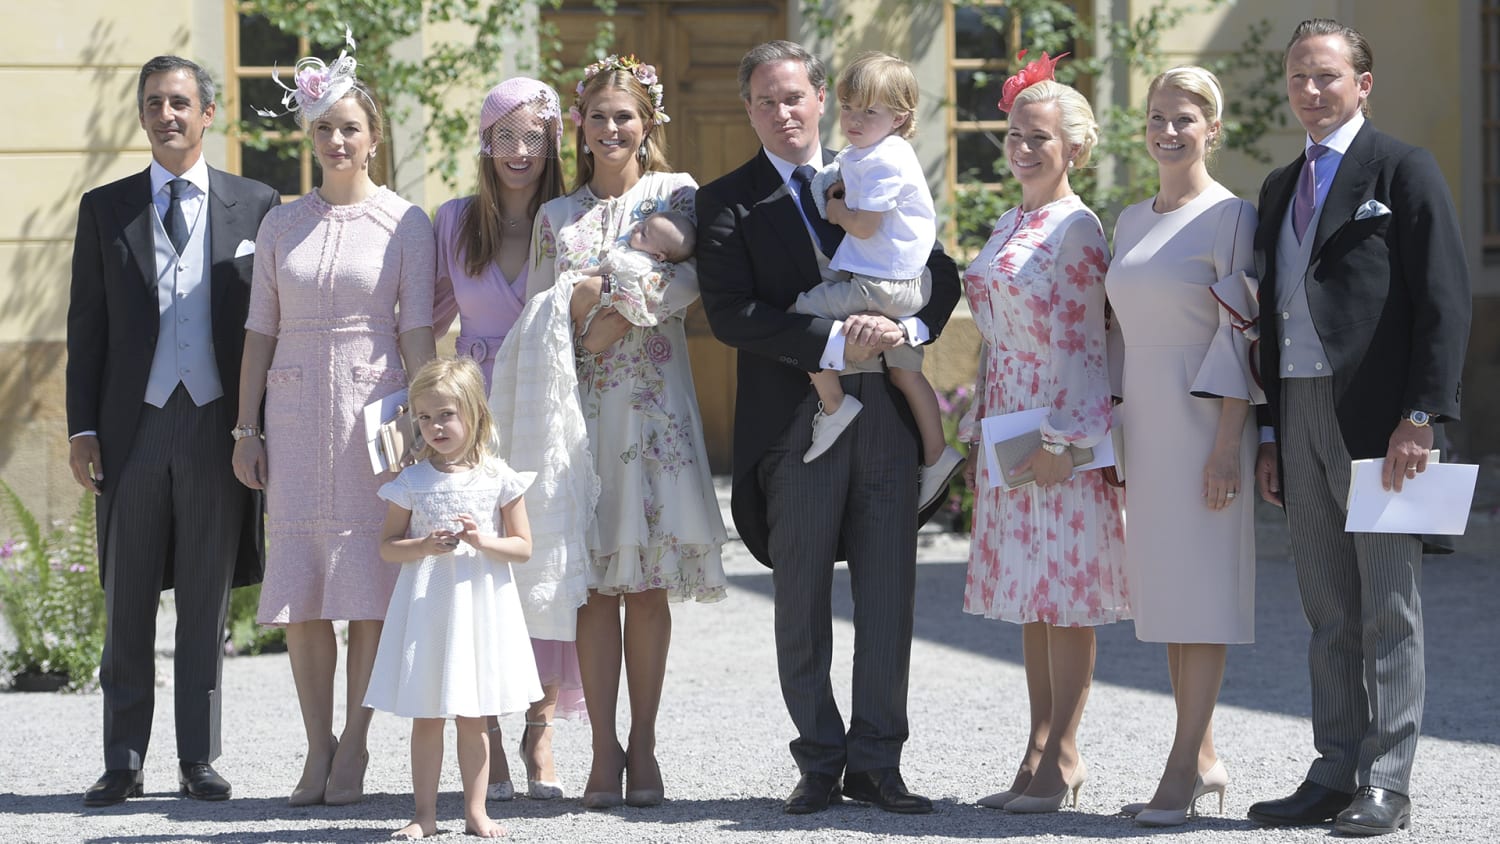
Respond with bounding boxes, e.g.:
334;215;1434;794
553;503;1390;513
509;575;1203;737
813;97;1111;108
950;0;1286;246
226;584;286;656
801;0;853;45
0;482;106;690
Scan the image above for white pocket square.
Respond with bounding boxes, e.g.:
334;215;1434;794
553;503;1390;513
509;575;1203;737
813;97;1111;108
234;239;256;258
1354;200;1391;220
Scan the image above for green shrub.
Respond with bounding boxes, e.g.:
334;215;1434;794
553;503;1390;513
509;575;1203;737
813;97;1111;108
0;481;106;690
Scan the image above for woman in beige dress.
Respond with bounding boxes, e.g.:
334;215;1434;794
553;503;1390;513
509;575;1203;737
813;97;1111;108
1103;66;1263;827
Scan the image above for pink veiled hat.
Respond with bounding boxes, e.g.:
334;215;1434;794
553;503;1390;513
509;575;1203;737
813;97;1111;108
479;77;563;157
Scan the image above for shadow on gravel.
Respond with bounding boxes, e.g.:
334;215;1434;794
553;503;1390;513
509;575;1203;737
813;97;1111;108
727;548;1499;746
696;797;1266;838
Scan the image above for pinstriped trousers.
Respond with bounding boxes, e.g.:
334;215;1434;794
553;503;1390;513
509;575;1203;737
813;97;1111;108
99;385;242;769
1281;377;1424;793
759;373;918;777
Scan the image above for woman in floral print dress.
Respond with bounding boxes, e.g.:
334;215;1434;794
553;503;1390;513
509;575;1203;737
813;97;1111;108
524;55;727;810
957;68;1128;814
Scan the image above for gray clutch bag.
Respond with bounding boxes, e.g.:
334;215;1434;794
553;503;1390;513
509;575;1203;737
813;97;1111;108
993;429;1093;490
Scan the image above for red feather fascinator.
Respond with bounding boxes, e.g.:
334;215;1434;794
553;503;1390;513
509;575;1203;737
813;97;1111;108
998;50;1069;114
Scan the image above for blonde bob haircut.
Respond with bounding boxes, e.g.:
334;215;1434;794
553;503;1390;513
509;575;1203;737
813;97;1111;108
407;357;495;468
573;69;672;193
1010;80;1100;168
835;51;920;139
1147;66;1224;153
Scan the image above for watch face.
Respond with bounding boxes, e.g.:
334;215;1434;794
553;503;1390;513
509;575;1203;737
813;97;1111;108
1407;410;1430;426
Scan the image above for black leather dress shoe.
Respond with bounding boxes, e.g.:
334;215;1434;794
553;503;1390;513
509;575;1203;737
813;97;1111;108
1334;786;1411;836
178;762;232;801
1247;780;1354;826
842;767;933;814
784;771;842;815
84;769;144;807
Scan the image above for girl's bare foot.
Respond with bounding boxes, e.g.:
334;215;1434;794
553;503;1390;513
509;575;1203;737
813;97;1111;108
465;815;507;838
391;819;437;839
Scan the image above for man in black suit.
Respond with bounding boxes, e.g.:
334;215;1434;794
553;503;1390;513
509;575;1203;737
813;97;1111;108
1247;20;1470;836
696;40;960;816
67;55;279;806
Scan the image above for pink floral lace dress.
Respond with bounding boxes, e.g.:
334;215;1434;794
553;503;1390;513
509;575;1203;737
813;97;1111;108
958;196;1129;627
527;171;727;601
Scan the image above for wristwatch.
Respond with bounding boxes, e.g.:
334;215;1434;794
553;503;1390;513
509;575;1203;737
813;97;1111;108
1401;409;1431;428
1041;440;1068;456
230;425;261;441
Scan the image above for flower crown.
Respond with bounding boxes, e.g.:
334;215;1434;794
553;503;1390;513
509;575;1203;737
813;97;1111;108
254;25;359;122
568;54;670;127
998;49;1069;115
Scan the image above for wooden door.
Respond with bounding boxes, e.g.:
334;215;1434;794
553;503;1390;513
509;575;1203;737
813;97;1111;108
543;1;787;472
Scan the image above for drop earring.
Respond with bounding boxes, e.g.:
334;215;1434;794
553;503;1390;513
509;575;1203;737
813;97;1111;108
638;143;647;161
582;143;592;155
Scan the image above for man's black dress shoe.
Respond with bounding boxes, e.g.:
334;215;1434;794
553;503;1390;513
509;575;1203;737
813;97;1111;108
784;771;842;815
84;769;144;807
178;762;232;801
842;767;933;814
1247;780;1354;826
1334;786;1411;836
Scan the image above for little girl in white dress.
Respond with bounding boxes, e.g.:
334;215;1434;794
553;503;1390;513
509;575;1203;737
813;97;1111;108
365;357;541;839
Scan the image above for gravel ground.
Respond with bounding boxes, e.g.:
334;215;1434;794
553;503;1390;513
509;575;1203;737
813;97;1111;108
2;484;1497;843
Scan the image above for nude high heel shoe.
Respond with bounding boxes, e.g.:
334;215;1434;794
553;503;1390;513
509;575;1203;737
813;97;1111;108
1123;759;1229;818
288;735;337;807
1004;760;1087;814
977;789;1021;809
323;745;369;806
1135;760;1230;827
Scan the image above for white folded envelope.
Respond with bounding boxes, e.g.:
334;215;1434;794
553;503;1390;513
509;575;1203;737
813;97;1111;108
363;389;410;475
1344;454;1477;535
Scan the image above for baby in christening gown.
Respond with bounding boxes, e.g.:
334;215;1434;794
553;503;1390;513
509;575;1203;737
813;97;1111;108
573;210;696;342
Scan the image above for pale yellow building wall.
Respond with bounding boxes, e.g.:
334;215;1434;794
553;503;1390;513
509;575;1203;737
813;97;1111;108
1129;1;1464;213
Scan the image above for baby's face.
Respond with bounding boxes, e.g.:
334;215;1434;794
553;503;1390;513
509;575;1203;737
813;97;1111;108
628;218;676;262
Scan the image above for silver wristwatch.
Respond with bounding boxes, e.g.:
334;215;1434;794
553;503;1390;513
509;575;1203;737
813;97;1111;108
1041;440;1068;456
230;425;261;441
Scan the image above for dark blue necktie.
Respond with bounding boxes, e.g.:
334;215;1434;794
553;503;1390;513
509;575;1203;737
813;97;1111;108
791;164;844;259
165;178;190;254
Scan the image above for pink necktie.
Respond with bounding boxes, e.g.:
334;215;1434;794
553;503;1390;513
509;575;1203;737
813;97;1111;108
1292;144;1329;243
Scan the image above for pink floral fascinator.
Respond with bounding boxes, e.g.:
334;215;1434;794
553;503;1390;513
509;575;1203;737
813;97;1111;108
568;54;670;127
998;50;1070;115
254;25;359;122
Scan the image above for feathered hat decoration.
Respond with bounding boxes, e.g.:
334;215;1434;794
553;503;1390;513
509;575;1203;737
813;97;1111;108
254;25;360;122
998;50;1069;115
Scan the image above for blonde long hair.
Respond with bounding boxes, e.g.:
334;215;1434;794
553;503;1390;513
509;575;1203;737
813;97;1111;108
407;358;494;467
573;69;672;192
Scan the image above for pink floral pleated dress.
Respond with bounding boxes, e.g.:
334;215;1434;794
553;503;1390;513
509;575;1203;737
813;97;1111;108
958;196;1129;627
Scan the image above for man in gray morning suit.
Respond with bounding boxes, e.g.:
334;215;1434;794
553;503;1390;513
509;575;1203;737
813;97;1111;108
696;41;960;816
1247;20;1470;836
67;56;279;806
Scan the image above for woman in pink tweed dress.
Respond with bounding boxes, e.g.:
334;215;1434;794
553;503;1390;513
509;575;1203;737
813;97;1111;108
232;72;436;807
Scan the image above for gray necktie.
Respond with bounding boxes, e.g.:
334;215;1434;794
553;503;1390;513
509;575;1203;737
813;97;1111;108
165;178;190;254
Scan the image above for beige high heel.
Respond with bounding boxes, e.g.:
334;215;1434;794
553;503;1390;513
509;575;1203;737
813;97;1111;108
1123;759;1229;818
288;735;336;807
1135;760;1230;827
323;745;369;806
977;789;1021;809
1004;759;1088;814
